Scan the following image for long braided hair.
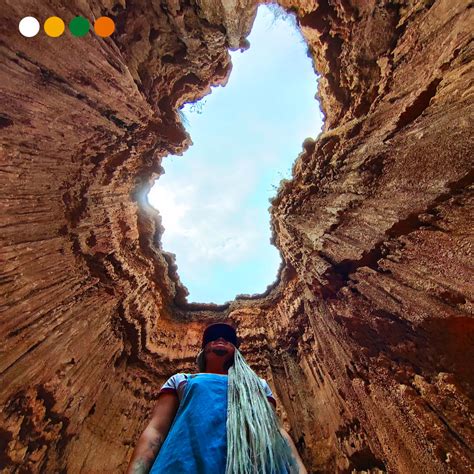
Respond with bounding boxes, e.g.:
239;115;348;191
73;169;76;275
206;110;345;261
197;347;298;474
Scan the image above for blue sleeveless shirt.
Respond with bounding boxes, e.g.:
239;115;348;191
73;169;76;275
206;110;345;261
150;373;280;473
150;373;229;473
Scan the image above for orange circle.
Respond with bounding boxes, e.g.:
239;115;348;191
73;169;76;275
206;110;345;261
94;16;115;37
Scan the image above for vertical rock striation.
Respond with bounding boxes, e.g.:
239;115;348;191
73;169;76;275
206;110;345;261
0;0;472;473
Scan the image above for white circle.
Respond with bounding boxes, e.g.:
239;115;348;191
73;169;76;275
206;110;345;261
19;17;40;38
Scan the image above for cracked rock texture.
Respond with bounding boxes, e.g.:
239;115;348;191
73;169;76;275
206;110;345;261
0;0;473;473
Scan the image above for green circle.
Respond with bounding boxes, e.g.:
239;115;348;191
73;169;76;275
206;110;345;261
69;16;90;37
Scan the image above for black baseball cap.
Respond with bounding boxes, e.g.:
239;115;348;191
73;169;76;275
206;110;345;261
202;323;239;348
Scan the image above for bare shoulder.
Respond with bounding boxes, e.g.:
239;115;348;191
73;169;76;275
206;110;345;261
148;392;179;432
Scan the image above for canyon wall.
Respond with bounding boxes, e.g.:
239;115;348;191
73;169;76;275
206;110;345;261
0;0;472;473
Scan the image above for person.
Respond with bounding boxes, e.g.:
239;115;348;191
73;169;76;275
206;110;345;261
126;322;307;474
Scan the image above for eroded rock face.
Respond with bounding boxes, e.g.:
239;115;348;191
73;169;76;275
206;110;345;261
0;0;472;472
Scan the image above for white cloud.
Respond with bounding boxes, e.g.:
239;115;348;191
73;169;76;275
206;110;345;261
147;183;194;236
148;157;265;267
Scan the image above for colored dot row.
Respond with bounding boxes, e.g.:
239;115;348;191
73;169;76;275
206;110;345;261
19;16;115;38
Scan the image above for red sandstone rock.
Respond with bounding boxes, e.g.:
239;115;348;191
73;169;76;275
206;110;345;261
0;0;472;472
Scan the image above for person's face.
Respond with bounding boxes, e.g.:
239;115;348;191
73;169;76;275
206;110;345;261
204;336;236;360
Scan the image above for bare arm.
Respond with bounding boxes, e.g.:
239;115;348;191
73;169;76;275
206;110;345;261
125;392;179;474
280;427;308;474
270;403;307;474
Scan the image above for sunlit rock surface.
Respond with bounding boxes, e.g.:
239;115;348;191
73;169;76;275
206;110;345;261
0;0;472;472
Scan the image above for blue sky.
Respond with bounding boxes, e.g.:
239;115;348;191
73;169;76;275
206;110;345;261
148;5;323;303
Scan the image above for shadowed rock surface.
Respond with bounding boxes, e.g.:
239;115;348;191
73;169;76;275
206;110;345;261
0;0;472;472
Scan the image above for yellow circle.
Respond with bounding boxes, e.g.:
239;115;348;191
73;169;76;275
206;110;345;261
44;16;65;37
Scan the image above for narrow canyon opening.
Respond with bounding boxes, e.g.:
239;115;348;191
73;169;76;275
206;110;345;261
147;4;323;304
0;1;472;473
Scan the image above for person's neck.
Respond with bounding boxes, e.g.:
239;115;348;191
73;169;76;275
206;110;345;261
204;359;228;374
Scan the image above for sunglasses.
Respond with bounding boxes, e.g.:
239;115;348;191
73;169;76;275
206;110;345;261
207;336;232;344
